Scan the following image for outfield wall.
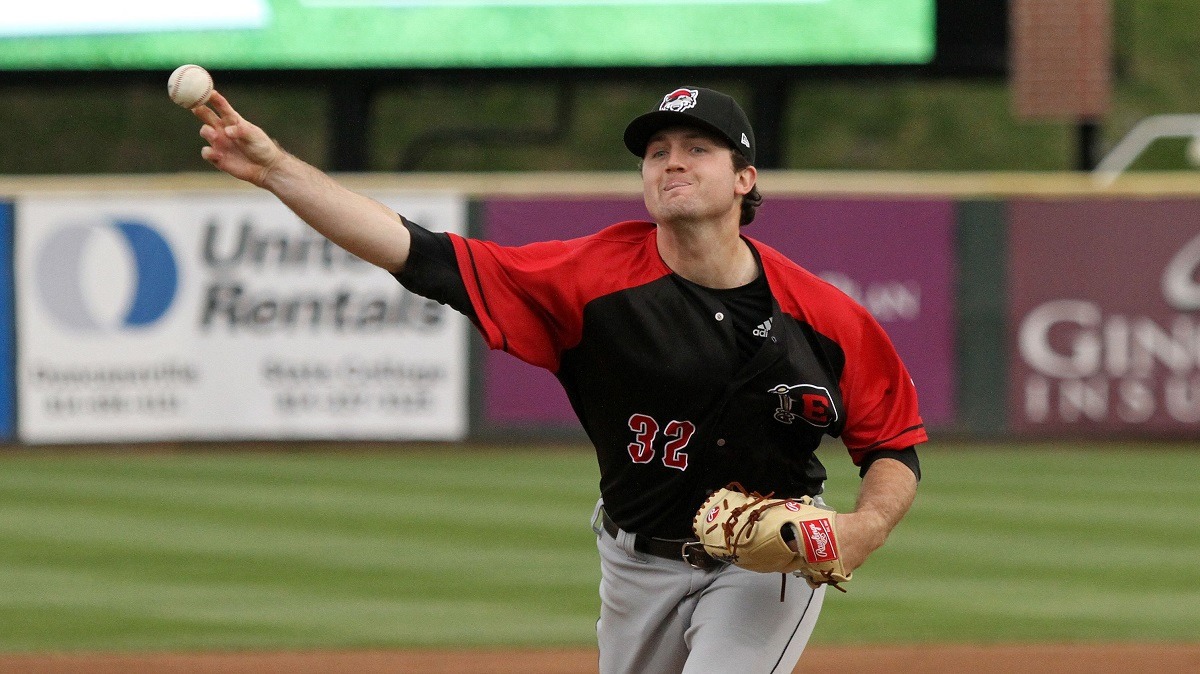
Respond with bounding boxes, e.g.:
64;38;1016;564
2;171;1199;443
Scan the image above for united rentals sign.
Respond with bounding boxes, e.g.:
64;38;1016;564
16;191;470;443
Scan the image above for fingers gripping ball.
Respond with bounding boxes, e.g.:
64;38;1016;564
693;483;852;591
168;64;214;109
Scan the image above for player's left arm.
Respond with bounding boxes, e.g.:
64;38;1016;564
835;452;918;573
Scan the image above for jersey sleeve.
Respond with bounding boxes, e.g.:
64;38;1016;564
838;310;928;464
399;219;662;374
393;218;477;323
448;234;584;372
859;446;921;481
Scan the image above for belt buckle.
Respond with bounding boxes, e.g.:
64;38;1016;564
681;542;712;570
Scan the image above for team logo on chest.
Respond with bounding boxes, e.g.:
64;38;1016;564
768;384;838;428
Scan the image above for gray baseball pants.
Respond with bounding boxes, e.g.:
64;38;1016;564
592;501;826;673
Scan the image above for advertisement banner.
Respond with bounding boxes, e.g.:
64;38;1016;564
1009;199;1200;436
16;192;468;443
480;197;957;431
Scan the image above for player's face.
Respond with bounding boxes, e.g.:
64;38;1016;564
641;127;755;229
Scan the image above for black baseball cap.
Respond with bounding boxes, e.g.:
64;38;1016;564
623;86;755;164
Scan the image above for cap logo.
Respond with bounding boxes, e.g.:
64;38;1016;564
660;88;699;113
741;133;751;148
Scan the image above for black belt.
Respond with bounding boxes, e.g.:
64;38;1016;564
600;509;722;570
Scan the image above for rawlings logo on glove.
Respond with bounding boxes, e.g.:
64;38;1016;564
692;483;852;592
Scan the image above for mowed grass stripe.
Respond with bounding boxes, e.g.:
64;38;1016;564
2;443;1199;650
0;477;597;540
869;444;1200;495
0;450;599;501
856;578;1200;621
1;567;595;651
0;449;601;548
0;535;596;616
908;502;1198;551
0;448;604;650
817;575;1200;643
812;443;1200;644
0;452;601;604
0;449;599;496
0;505;599;584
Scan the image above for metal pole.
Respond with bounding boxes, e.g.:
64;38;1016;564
749;78;788;169
328;78;374;172
1077;119;1101;171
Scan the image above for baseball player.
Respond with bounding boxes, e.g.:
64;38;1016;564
191;85;924;673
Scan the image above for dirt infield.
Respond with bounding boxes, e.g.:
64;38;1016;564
3;644;1199;673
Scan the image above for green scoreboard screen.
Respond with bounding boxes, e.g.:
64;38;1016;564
0;0;934;70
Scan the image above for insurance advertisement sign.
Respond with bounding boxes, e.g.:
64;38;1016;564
16;192;468;443
1009;199;1200;436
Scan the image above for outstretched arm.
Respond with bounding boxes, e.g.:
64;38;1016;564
192;91;412;273
836;457;918;573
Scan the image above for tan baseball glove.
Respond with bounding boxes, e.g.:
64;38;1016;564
693;483;852;591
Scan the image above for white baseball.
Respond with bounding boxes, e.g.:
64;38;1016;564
167;64;214;109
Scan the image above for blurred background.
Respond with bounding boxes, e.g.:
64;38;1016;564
1;1;1199;670
4;0;1199;175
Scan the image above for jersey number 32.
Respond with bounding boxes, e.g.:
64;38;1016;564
627;414;695;471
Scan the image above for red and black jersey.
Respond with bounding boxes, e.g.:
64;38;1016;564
397;219;926;539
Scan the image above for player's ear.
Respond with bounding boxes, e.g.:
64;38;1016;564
734;164;757;196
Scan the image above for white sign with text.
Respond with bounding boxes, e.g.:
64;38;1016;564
17;191;468;443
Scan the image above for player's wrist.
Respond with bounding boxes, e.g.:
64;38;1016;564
255;147;297;190
838;511;889;555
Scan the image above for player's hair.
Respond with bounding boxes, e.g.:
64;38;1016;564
731;151;762;227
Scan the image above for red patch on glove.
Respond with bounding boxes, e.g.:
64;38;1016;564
800;518;839;563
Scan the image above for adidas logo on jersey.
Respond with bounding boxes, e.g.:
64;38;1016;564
752;318;773;338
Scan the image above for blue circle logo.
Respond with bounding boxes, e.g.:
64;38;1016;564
35;220;179;331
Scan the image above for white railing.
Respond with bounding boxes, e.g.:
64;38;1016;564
1092;114;1200;187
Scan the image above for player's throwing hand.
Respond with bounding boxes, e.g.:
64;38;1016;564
192;91;284;187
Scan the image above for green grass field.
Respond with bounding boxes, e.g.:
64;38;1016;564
1;442;1197;653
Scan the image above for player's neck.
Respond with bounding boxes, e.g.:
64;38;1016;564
656;222;757;289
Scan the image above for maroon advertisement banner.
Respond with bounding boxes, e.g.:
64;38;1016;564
479;197;957;433
1008;199;1200;436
